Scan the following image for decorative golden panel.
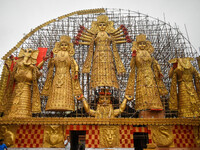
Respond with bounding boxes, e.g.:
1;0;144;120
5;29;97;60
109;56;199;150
99;125;119;148
150;125;174;147
43;125;64;148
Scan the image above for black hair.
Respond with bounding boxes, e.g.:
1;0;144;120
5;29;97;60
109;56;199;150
0;139;3;142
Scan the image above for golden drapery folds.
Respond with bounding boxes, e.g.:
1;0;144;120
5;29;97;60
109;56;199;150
0;59;12;113
75;15;132;89
126;34;168;111
169;58;200;117
3;49;41;118
41;35;82;111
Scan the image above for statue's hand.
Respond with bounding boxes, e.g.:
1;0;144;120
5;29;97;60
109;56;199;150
159;73;164;79
74;71;78;80
50;51;54;58
125;95;134;101
30;64;35;69
43;56;49;61
9;55;15;60
111;37;116;43
75;94;84;101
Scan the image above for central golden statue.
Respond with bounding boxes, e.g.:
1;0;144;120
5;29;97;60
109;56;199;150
77;89;133;118
126;34;168;111
42;35;82;111
75;15;131;89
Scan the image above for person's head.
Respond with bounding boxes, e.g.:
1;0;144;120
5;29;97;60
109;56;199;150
0;139;4;145
67;136;70;141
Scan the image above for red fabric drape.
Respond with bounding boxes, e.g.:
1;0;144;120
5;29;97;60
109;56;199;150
36;47;48;68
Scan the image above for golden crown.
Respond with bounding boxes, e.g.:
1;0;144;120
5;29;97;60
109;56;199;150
136;34;146;42
97;15;109;23
60;35;71;43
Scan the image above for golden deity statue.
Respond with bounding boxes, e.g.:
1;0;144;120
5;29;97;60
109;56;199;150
41;35;82;111
169;57;200;117
126;34;168;111
3;49;43;118
75;15;131;89
76;89;133;118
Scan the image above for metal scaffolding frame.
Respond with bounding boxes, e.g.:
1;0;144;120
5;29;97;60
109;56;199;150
0;8;198;118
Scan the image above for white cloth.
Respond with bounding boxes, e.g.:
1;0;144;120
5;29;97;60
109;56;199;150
64;139;71;150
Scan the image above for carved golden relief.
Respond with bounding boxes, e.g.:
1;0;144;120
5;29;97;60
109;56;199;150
151;125;174;147
126;34;168;111
3;48;42;118
43;125;64;148
169;58;200;117
76;89;133;118
0;125;17;147
193;126;200;146
99;125;119;148
41;35;82;111
75;15;131;89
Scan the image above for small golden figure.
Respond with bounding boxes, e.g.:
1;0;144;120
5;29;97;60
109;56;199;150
3;49;43;118
75;15;131;89
76;89;133;118
126;34;168;111
42;35;82;111
169;58;200;117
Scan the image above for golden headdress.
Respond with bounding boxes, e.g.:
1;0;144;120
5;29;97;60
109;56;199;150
89;15;115;34
136;34;146;42
132;34;154;54
97;15;109;24
60;35;71;43
53;35;75;56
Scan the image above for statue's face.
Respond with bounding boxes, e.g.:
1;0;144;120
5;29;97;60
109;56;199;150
138;41;147;50
60;42;69;51
99;95;111;104
105;129;116;146
24;48;33;57
98;22;107;31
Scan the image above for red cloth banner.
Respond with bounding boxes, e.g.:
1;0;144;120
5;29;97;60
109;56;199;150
36;47;48;68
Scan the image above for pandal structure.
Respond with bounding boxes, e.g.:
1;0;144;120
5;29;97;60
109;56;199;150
0;8;199;150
